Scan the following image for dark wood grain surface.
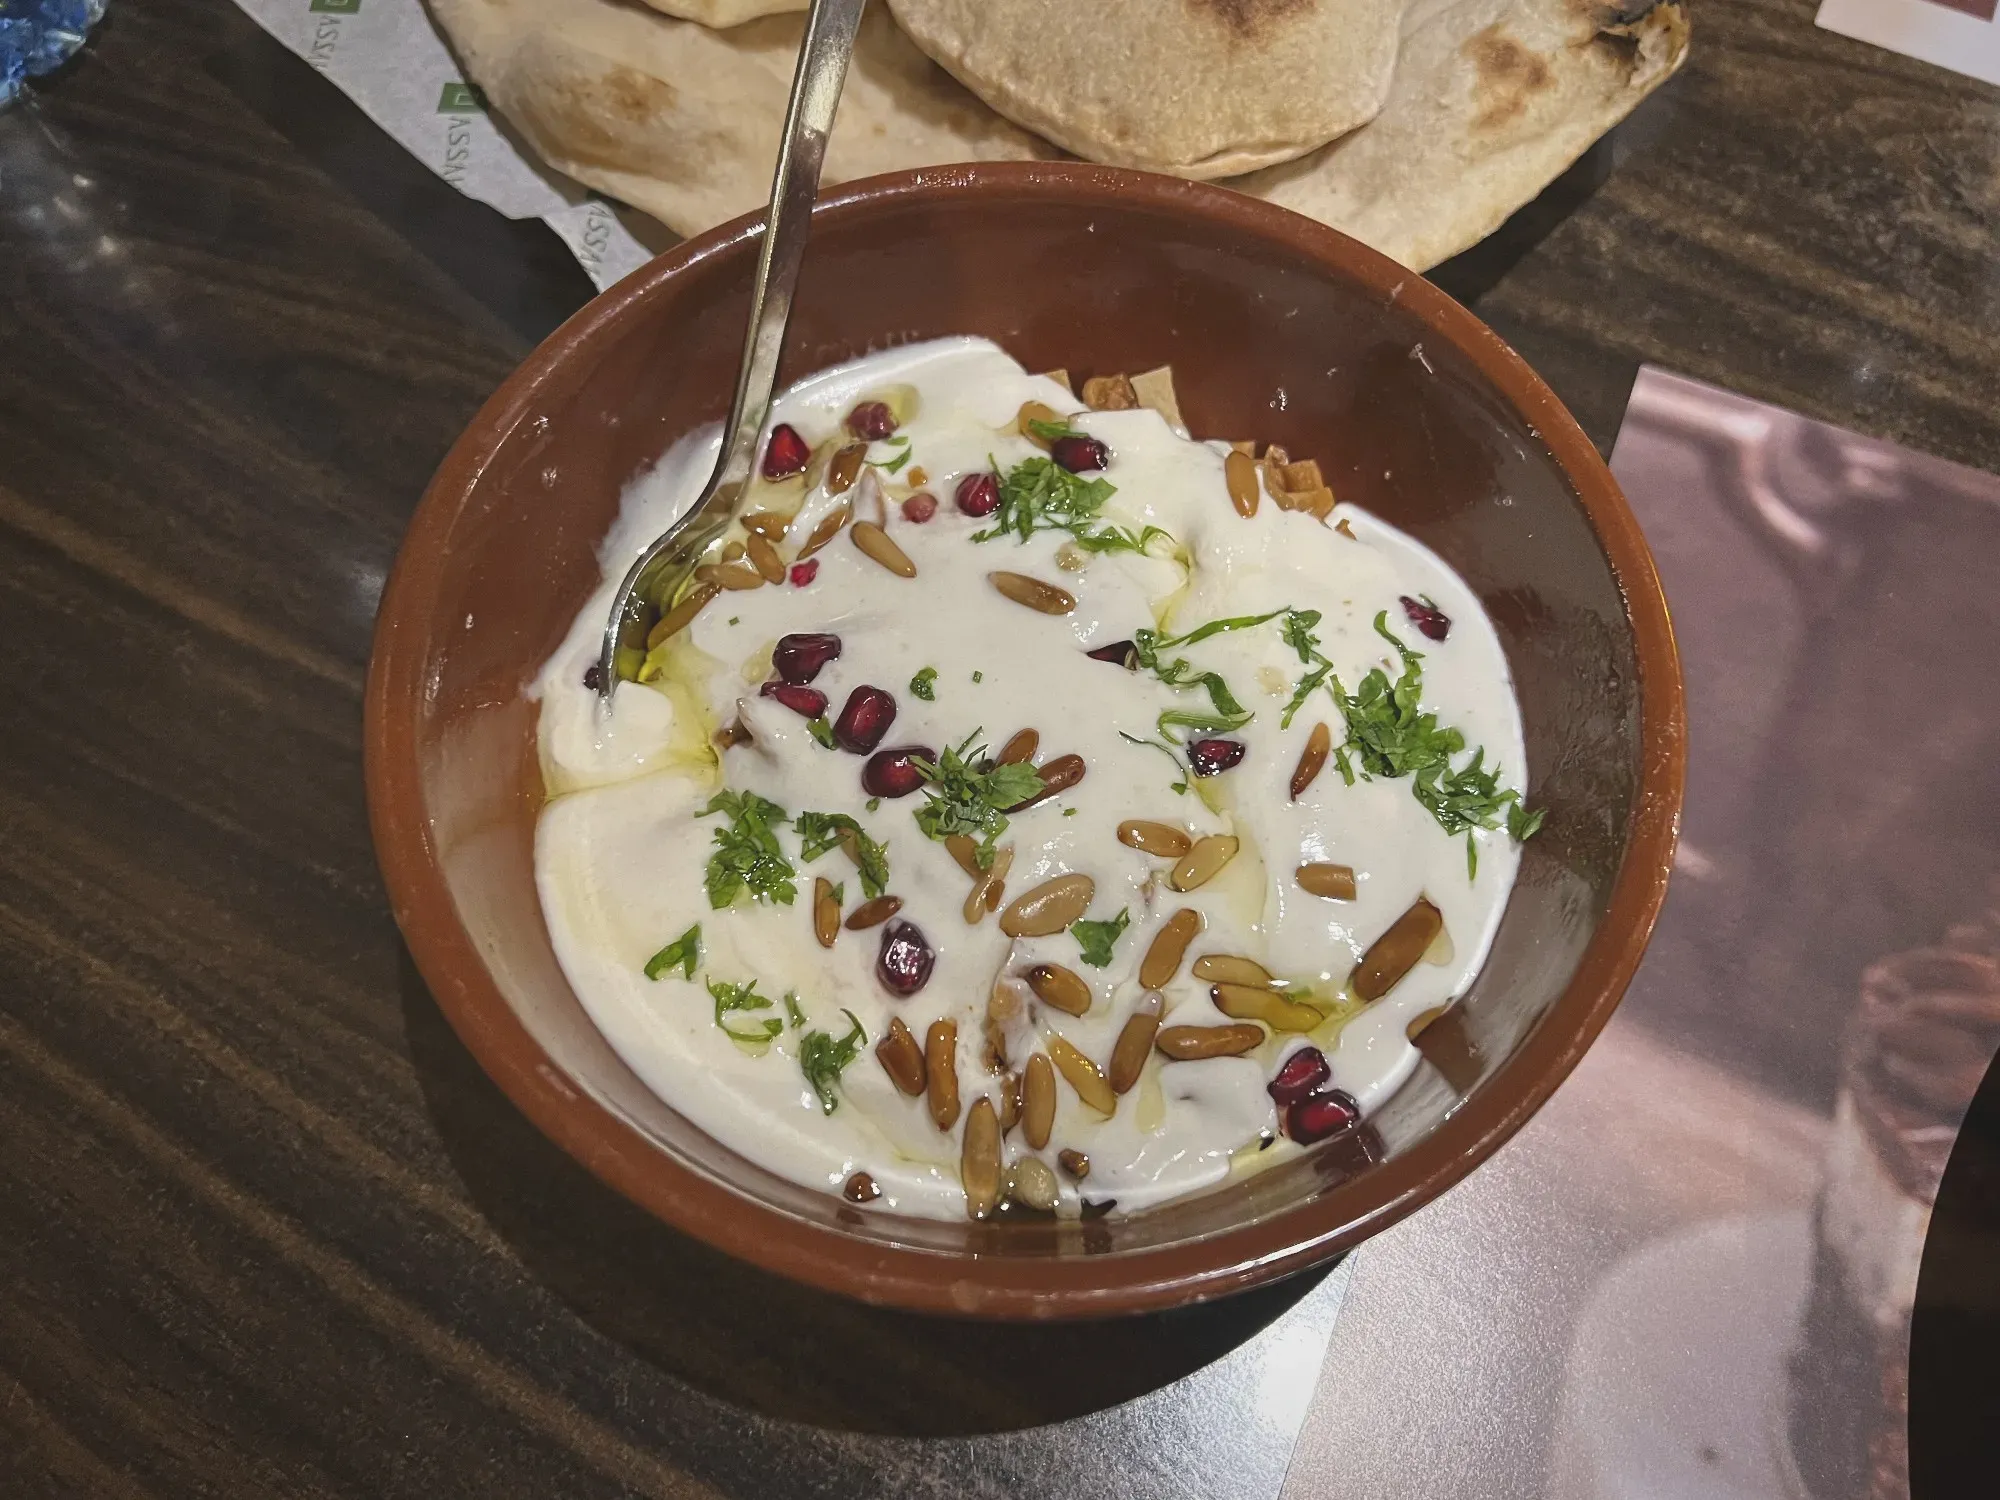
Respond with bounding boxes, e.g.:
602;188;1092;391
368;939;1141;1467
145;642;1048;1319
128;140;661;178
2;0;1995;1494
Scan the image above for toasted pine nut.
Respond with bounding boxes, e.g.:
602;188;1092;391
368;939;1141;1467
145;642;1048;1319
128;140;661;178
996;1070;1022;1130
852;521;917;578
1156;1023;1265;1060
1049;1036;1116;1115
1192;953;1276;988
997;728;1040;765
944;834;981;877
986;876;1006;912
1118;820;1192;858
1008;1155;1060;1211
1017;400;1066;447
843;1170;881;1203
1297;862;1358;901
827;443;866;493
812;876;839;948
1224;449;1260;518
845;894;902;930
1023;963;1091;1016
1139;908;1202;990
745;532;787;583
1022;1053;1055;1149
645;581;720;648
1000;874;1095;937
1009;752;1085;811
696;561;766;591
794;501;851;559
964;845;1014;925
876;1016;924;1096
721;540;746;563
961;1098;1001;1221
1352;898;1444;1003
1291;722;1331;800
926;1020;961;1130
989;571;1076;615
1170;834;1239;892
1057;1148;1089;1180
1210;982;1322;1033
1108;993;1164;1093
741;509;789;541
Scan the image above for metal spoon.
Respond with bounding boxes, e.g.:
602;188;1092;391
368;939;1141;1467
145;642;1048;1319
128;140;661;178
595;0;867;699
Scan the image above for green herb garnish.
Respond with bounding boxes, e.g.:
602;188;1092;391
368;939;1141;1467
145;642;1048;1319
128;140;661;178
1129;609;1285;739
806;716;836;749
707;977;783;1045
1073;523;1175;557
798;1009;867;1113
972;670;984;683
910;729;1047;866
793;811;890;900
699;791;797;908
643;923;701;981
1071;908;1131;968
867;447;913;475
1322;613;1540;873
1119;730;1191;794
1025;416;1077;443
783;991;806;1030
909;666;938;701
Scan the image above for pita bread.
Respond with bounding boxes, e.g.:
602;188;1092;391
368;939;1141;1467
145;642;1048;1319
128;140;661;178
883;0;1405;179
1234;0;1689;271
428;0;1052;239
635;0;805;25
426;0;1686;273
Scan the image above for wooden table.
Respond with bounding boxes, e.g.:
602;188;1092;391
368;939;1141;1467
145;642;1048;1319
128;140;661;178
2;1;1993;1495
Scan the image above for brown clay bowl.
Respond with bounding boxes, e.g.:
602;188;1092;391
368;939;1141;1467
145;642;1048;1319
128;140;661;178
364;162;1684;1319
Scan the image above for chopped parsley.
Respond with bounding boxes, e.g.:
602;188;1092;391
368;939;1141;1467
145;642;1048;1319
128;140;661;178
783;991;806;1030
1071;908;1131;968
973;455;1179;557
793;810;890;900
699;791;796;908
1320;612;1540;876
910;729;1046;866
643;923;701;981
1119;730;1191;794
971;670;984;683
909;665;938;701
867;446;912;475
707;977;783;1045
1130;609;1286;739
797;1009;867;1113
1025;416;1077;443
806;715;836;749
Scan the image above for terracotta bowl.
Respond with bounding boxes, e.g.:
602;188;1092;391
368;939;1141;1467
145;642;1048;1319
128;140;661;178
365;163;1684;1319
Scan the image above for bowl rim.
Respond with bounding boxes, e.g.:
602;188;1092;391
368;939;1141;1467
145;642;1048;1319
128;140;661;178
364;160;1686;1319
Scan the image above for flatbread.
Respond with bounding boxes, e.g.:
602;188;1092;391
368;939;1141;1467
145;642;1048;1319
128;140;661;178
1233;0;1689;271
883;0;1405;179
428;0;1052;239
426;0;1687;273
636;0;805;25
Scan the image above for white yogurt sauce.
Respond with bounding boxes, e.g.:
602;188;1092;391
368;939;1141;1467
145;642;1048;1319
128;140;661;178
531;337;1530;1221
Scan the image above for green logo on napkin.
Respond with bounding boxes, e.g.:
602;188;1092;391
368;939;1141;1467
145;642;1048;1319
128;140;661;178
437;81;487;114
309;0;361;13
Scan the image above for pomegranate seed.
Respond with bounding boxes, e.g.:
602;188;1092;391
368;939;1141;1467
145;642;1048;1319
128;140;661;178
1400;595;1452;641
1188;738;1246;777
955;472;1000;517
1268;1046;1330;1107
1286;1088;1361;1144
863;745;935;799
1051;434;1110;473
833;685;897;754
877;920;935;996
582;663;605;691
901;492;938;523
789;560;819;587
846;401;898;441
761;423;810;479
773;632;841;684
1085;640;1138;669
760;681;827;718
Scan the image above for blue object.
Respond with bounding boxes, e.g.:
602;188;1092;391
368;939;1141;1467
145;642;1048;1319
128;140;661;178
0;0;106;109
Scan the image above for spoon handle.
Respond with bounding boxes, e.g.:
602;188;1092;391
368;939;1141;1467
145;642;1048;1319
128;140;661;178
711;0;868;497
